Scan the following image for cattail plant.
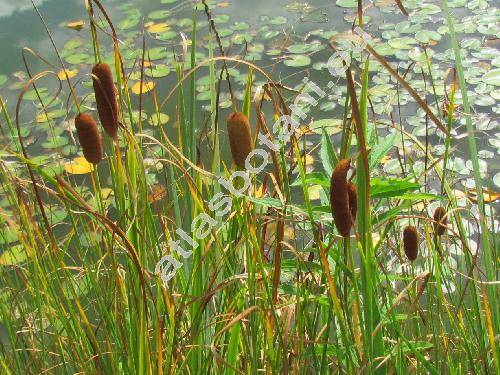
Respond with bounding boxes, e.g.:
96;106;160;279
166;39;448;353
330;159;353;237
75;113;103;164
226;112;252;169
92;63;119;138
433;206;447;236
347;182;357;222
403;225;418;261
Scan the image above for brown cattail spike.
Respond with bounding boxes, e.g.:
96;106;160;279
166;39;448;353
226;112;252;169
433;206;447;236
92;63;119;138
403;226;418;261
347;182;357;223
75;113;103;164
330;159;352;237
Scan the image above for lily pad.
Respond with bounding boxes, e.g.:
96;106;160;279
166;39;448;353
36;109;67;123
42;136;68;149
157;31;177;41
131;81;156;94
309;119;343;135
482;69;500;86
336;0;357;7
232;33;253;44
147;22;170;34
146;47;169;60
66;53;91;65
118;16;140;30
388;37;418;50
213;14;230;24
270;16;287;25
64;156;94;174
145;64;170;78
149;113;170;126
148;10;171;20
284;55;311;67
415;30;442;43
232;22;249;31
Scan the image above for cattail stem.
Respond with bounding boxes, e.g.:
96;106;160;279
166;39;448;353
86;0;102;63
201;0;237;111
30;0;80;112
90;167;104;214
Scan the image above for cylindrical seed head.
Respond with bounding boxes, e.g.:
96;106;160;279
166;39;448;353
433;206;447;236
92;63;119;138
226;112;253;169
403;225;418;261
330;159;352;237
75;113;103;164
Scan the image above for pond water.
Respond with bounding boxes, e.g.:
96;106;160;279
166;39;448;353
0;0;498;218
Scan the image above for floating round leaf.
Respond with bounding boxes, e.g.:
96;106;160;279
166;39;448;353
482;69;500;86
66;53;91;65
148;10;171;20
57;69;78;81
119;15;140;30
64;156;95;175
148;113;170;126
147;22;170;34
284;55;311;67
157;31;177;41
145;64;170;78
232;22;249;31
146;47;169;60
270;16;287;25
132;81;156;95
336;0;357;7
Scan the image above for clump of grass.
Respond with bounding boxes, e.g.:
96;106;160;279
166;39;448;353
226;111;252;169
433;206;447;236
403;225;418;261
75;112;103;164
92;62;119;138
330;159;353;237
